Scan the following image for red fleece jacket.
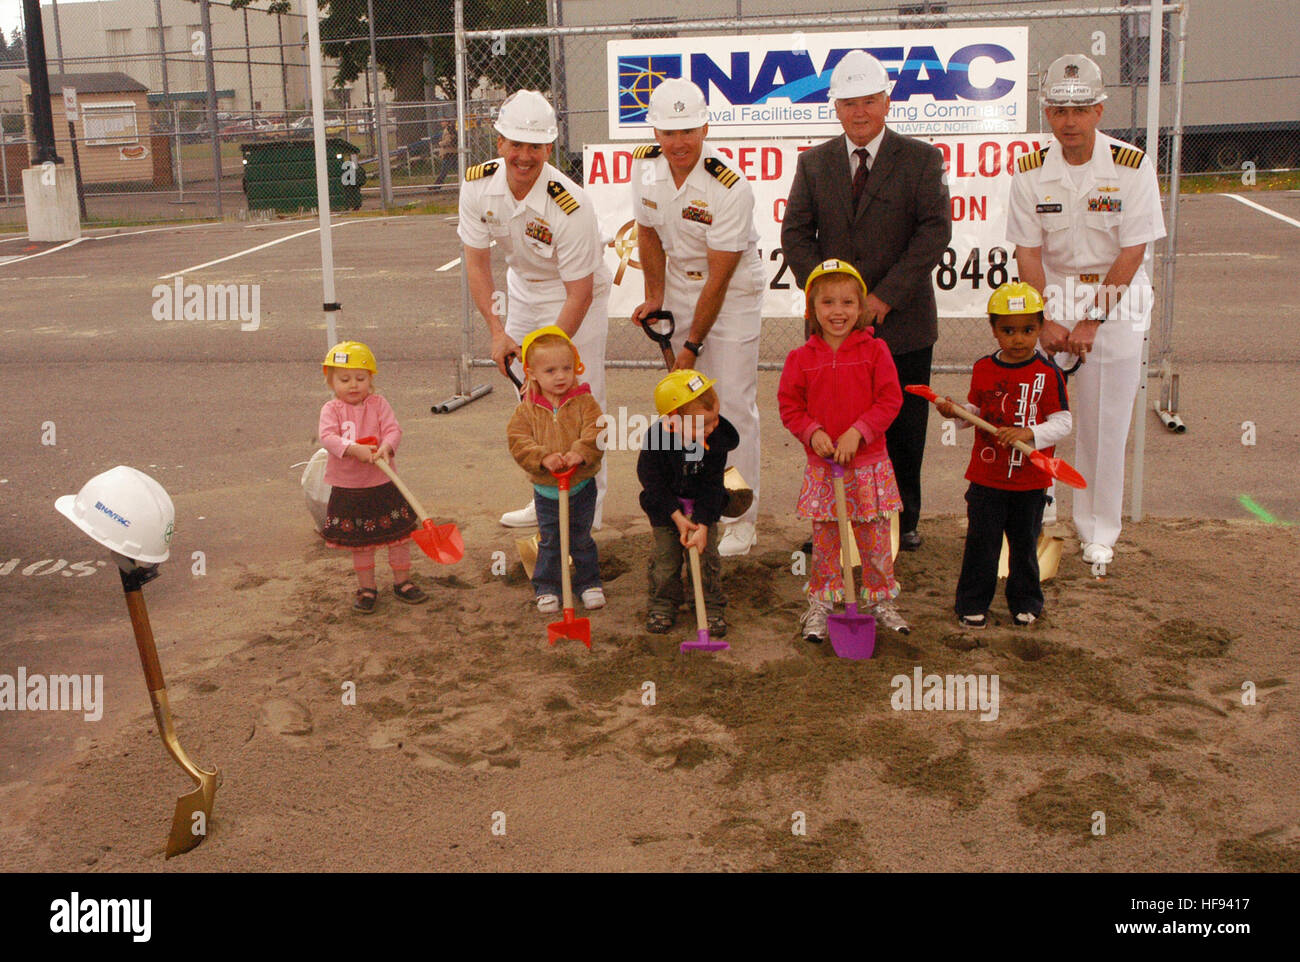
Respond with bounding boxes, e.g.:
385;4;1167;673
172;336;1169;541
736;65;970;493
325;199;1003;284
778;328;903;469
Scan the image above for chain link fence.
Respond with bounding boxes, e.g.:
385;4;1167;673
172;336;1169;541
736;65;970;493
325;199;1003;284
2;1;1291;221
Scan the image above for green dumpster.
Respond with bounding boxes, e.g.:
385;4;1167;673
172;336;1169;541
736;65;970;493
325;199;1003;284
241;138;366;213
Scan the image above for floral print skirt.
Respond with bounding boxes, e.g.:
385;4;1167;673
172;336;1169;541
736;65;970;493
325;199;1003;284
323;481;417;549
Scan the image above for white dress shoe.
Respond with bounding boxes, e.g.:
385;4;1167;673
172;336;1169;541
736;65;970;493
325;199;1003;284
717;521;757;557
1081;542;1114;565
500;501;537;528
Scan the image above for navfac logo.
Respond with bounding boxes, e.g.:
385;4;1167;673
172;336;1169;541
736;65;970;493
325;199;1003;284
622;45;1016;113
618;55;683;123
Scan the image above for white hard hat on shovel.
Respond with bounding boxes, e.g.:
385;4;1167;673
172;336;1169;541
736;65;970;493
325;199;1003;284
55;465;175;563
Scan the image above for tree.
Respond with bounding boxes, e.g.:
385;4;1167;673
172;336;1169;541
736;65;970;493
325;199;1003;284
4;27;25;64
234;1;550;147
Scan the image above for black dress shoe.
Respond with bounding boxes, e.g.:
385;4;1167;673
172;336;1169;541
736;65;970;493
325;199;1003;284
900;530;922;551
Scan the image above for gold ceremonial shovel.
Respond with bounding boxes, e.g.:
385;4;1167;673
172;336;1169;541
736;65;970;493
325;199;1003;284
119;559;219;858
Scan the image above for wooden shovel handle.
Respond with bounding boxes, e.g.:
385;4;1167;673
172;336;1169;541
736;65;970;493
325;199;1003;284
906;384;1038;459
688;546;708;633
355;438;430;522
371;457;430;522
829;464;857;602
123;589;166;694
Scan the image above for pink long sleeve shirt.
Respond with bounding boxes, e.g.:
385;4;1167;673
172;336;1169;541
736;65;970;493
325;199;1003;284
778;328;903;469
318;394;402;487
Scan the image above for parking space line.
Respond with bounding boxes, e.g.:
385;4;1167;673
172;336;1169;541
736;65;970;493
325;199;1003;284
1223;193;1300;228
0;237;86;266
157;224;354;279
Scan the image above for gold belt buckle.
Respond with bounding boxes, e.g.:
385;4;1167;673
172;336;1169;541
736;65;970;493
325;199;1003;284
685;270;705;281
1079;273;1101;284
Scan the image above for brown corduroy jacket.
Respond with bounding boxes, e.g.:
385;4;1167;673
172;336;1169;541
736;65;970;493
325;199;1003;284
506;382;604;487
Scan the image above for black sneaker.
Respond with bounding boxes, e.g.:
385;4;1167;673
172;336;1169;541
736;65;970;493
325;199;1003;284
1013;611;1038;627
958;613;987;629
645;611;674;634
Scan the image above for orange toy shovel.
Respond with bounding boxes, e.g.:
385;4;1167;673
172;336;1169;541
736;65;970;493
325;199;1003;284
547;467;591;649
904;385;1087;489
356;437;464;563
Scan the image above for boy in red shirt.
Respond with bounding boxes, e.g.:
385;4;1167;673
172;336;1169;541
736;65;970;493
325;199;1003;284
936;283;1072;628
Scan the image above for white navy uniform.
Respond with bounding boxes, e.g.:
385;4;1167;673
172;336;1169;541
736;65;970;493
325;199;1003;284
458;158;612;515
632;143;765;524
1006;131;1166;548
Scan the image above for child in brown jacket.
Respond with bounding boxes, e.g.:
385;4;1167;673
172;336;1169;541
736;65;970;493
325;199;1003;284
506;326;606;614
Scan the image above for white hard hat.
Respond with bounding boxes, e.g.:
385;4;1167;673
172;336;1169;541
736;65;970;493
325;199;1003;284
494;90;558;144
646;78;709;130
1039;54;1108;106
55;465;175;564
829;50;891;100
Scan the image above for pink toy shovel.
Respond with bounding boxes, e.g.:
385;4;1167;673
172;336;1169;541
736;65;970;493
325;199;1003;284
827;461;876;659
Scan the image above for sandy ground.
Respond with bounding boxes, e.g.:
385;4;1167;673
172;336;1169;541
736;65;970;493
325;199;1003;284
1;192;1298;872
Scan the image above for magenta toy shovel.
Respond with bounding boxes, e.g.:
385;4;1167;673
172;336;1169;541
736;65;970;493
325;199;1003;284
677;498;728;653
827;461;876;659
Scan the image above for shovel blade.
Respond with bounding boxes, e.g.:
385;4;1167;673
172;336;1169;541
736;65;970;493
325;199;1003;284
1029;450;1087;489
412;520;464;564
164;766;218;859
828;606;876;660
547;609;591;649
680;628;729;652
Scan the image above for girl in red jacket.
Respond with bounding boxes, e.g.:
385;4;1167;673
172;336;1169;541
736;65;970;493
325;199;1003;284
778;260;908;641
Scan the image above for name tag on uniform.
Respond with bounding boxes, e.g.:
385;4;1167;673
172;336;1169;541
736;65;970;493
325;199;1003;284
1036;203;1063;213
641;198;657;209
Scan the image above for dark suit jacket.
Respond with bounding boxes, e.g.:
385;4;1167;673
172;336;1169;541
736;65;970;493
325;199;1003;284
782;128;952;356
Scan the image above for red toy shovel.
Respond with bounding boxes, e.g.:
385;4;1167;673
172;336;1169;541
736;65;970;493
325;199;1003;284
356;437;464;563
904;385;1088;489
547;467;591;649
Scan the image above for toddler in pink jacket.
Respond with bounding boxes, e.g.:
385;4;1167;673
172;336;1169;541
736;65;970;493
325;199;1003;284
318;341;427;613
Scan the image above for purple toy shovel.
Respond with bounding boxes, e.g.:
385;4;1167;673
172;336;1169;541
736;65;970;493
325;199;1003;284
827;462;876;659
677;498;728;653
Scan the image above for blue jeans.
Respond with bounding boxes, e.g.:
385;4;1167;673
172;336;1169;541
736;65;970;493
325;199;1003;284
533;480;600;598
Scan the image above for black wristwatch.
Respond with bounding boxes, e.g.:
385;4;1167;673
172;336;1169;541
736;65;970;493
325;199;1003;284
684;339;703;356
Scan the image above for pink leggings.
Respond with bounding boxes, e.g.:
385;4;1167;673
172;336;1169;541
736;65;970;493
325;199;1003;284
809;517;898;605
352;542;412;588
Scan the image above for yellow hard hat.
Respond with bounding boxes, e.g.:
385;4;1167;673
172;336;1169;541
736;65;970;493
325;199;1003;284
803;258;868;320
654;369;716;416
323;340;377;374
987;281;1045;316
521;325;584;374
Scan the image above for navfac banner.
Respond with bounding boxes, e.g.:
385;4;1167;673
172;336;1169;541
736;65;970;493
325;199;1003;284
584;134;1052;319
608;28;1029;140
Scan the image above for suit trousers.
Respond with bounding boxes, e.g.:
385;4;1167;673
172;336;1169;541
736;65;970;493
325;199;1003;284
505;269;609;525
955;482;1048;617
885;344;933;533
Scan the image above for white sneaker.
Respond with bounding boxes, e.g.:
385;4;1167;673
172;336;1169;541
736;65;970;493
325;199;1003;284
536;594;560;614
799;599;832;643
870;601;911;635
718;521;757;557
1081;542;1114;565
580;587;606;610
500;502;537;528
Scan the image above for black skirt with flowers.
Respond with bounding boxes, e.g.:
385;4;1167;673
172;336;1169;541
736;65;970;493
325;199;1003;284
323;481;418;549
